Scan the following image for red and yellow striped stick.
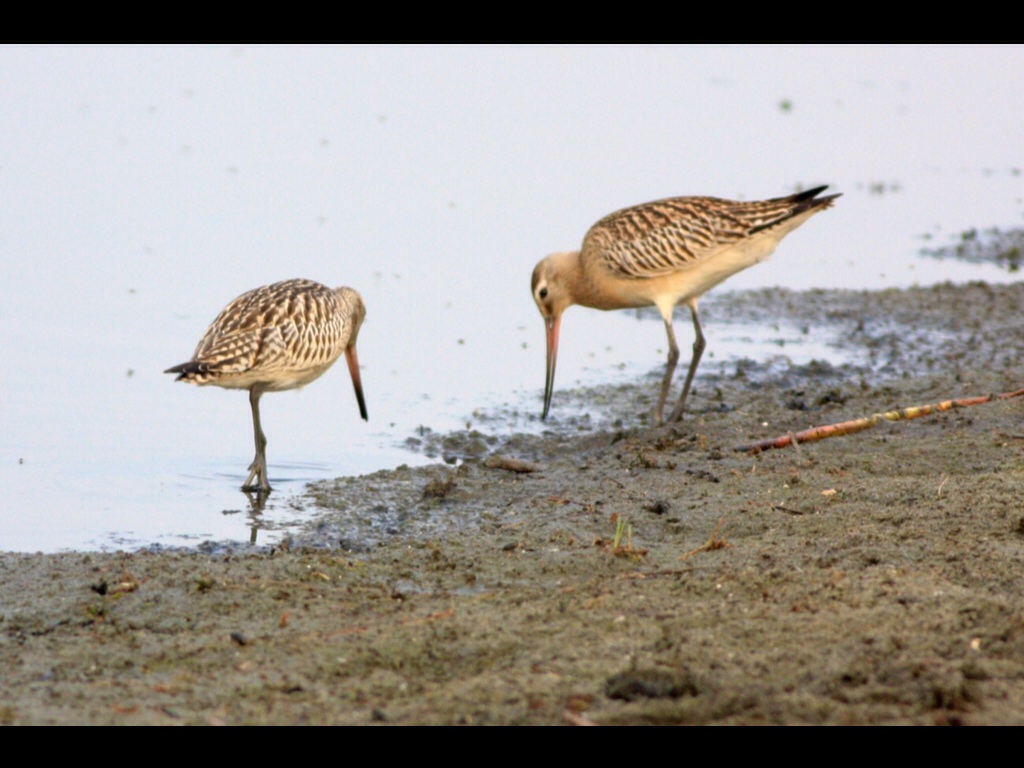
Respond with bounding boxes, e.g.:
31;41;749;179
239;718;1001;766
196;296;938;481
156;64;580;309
735;386;1024;453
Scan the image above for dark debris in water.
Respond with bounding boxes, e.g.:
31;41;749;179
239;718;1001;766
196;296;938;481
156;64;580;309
920;226;1024;272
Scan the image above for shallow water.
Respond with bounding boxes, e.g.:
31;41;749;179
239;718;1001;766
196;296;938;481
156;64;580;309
1;44;1021;552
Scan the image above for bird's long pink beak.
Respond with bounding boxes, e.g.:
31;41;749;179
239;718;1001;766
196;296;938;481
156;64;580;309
345;344;368;421
542;314;561;420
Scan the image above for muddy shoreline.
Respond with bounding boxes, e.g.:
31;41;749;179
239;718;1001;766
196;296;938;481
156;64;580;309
3;280;1024;725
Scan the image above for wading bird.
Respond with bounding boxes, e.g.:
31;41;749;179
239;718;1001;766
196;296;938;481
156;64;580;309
531;186;839;426
166;279;367;492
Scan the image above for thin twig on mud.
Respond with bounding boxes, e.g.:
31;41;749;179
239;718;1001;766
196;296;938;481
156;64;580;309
399;609;456;626
563;710;597;726
771;503;808;516
679;518;730;559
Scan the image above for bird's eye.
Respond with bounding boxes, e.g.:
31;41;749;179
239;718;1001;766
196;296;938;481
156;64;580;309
538;287;548;300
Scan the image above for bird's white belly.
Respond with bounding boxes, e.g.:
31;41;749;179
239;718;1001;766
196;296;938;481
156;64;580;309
201;363;335;392
630;235;781;309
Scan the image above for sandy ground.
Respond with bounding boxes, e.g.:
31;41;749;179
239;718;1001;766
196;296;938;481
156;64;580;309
3;280;1024;725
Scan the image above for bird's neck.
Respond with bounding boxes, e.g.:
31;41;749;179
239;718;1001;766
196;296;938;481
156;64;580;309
550;250;595;307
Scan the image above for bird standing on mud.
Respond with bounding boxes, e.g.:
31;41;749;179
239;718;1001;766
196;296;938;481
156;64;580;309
531;186;839;426
166;279;368;493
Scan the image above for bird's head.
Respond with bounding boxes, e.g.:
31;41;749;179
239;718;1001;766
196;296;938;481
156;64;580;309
531;252;579;420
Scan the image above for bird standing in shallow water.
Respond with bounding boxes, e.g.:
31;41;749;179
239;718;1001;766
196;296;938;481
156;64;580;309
531;186;839;426
166;279;367;493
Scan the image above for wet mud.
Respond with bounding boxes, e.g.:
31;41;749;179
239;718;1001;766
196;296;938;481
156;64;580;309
3;280;1024;724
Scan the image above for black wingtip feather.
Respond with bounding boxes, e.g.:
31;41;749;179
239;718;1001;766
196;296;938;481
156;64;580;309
164;361;202;381
791;185;829;201
748;186;840;236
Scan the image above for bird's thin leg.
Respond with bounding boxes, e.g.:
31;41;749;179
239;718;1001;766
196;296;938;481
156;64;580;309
654;314;680;427
667;301;706;423
242;386;271;493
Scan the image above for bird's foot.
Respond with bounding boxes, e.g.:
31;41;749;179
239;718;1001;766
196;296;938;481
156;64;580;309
243;458;272;494
647;420;688;442
666;402;689;424
650;405;666;429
